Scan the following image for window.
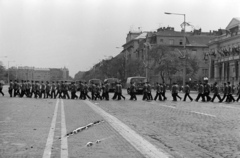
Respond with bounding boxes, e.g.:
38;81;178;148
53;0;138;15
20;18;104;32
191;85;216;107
192;49;197;55
169;39;174;45
179;39;183;45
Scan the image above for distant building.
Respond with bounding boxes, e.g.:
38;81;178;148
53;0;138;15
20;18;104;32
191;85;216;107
17;66;34;81
50;68;63;81
62;67;69;80
208;17;240;85
33;68;50;81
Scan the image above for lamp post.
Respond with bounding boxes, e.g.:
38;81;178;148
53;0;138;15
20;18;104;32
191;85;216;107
165;12;186;87
8;61;15;84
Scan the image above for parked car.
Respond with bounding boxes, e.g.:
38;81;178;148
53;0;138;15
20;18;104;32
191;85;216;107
126;76;147;94
104;78;118;92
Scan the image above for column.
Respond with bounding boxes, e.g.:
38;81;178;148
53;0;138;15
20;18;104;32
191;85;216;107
222;62;225;82
214;63;218;81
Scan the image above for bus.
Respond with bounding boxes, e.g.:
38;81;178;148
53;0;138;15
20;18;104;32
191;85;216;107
126;76;147;94
88;79;102;86
104;78;118;92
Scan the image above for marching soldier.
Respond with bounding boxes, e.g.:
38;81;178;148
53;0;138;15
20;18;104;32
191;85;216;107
20;80;27;98
8;80;14;97
95;84;102;100
112;81;118;100
175;83;182;100
70;81;78;99
104;81;110;100
40;81;46;98
142;82;149;101
204;80;211;102
195;82;205;102
50;81;56;99
154;82;162;101
171;83;178;101
30;80;35;98
147;82;153;100
227;82;235;102
183;82;193;101
117;82;125;100
26;80;31;97
55;81;61;98
91;82;96;100
84;81;91;100
211;82;221;102
129;82;137;100
161;82;167;101
220;83;228;102
46;81;51;98
0;81;4;96
236;82;240;102
35;81;41;98
79;81;85;99
63;81;70;99
101;82;106;100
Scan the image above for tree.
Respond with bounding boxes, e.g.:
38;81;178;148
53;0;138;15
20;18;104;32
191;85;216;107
125;58;145;77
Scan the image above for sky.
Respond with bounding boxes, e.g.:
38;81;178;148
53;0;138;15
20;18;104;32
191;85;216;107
0;0;240;77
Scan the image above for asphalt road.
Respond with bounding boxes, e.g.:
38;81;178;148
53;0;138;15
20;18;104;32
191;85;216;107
1;87;240;158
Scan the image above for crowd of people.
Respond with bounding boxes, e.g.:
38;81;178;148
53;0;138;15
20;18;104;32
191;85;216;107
0;79;240;103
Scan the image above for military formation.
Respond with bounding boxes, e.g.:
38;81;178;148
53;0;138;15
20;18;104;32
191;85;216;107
1;79;240;103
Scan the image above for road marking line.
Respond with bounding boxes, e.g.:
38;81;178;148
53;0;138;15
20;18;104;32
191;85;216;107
42;99;59;158
61;99;68;158
190;111;216;117
84;100;171;158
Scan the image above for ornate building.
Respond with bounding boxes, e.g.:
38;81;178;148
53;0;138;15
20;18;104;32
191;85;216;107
208;17;240;85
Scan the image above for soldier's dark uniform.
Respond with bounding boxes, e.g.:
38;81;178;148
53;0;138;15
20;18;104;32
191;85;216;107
147;83;153;100
161;83;167;100
35;81;41;98
26;80;31;97
30;81;35;98
91;83;96;100
50;82;56;99
236;83;240;102
130;82;137;100
154;83;162;101
117;83;125;100
84;82;91;100
195;83;205;102
55;81;61;98
20;81;27;97
211;82;221;102
79;81;85;99
40;81;46;98
8;80;14;97
0;82;4;96
63;81;70;99
227;82;235;102
70;82;78;99
46;82;51;98
104;82;110;100
183;82;193;101
220;83;228;102
204;82;211;102
112;82;118;100
171;83;178;101
101;83;106;100
95;84;102;100
142;82;149;101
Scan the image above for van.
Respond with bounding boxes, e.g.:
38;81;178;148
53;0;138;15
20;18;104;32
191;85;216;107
126;76;147;94
104;78;118;92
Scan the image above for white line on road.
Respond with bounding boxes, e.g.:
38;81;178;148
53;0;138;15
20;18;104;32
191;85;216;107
42;99;59;158
84;100;171;158
61;99;68;158
190;111;216;117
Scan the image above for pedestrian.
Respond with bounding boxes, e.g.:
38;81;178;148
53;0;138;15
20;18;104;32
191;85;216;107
161;82;167;100
8;80;14;97
227;82;235;102
183;82;193;101
50;81;56;99
0;81;4;96
117;82;125;100
142;82;149;101
171;83;178;101
236;82;240;102
129;82;137;100
104;81;110;100
195;82;205;102
203;80;211;102
46;81;51;98
154;82;162;101
211;82;221;102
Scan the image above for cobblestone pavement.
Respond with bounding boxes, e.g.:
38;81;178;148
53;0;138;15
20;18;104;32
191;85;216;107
1;87;240;158
92;91;240;158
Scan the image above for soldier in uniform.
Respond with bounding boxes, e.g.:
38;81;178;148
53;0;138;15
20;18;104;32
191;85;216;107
112;81;118;100
154;82;162;101
104;81;110;100
0;81;4;96
211;82;221;102
46;81;51;98
101;82;106;100
50;81;56;99
220;83;228;102
203;80;211;102
63;81;70;99
26;80;31;97
236;82;240;102
91;82;96;100
30;80;35;98
95;84;102;100
117;82;125;100
40;81;46;98
79;81;85;99
183;82;193;101
55;81;61;98
147;82;153;100
84;82;91;100
20;80;27;98
227;82;235;102
161;82;167;101
175;83;182;100
171;83;178;101
8;80;14;97
130;82;137;100
35;81;41;98
142;82;149;101
70;81;78;99
195;82;205;102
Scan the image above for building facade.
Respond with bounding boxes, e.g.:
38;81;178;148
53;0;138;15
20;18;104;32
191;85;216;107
50;68;63;81
208;17;240;85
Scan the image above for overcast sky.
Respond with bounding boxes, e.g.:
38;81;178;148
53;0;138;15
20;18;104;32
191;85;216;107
0;0;240;77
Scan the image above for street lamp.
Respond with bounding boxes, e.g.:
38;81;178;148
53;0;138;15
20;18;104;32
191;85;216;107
164;12;186;87
8;61;15;84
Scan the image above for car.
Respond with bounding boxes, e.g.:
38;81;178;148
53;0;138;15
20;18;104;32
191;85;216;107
126;76;147;94
104;78;118;92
